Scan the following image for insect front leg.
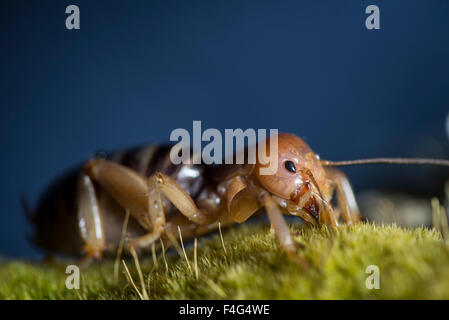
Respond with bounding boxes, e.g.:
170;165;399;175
260;192;309;268
129;172;218;249
325;168;361;224
132;172;223;246
149;172;215;225
127;174;166;249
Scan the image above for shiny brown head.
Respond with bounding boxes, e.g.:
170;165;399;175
253;133;332;221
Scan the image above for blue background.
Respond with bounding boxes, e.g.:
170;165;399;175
1;0;448;257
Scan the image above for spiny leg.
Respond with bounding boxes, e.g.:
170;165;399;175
260;192;309;268
131;172;219;249
85;159;215;252
128;174;166;249
77;174;106;265
151;172;214;225
325;168;361;224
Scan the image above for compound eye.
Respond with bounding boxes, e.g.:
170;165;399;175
284;160;296;173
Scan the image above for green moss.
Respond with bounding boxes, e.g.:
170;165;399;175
1;223;449;299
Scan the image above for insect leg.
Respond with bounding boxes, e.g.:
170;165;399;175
325;168;361;224
77;174;106;261
150;172;214;225
128;174;166;249
85;159;152;230
84;159;167;251
131;172;221;249
260;192;309;268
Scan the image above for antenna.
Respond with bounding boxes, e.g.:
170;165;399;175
321;158;449;167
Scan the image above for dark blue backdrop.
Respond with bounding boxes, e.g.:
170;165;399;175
1;0;448;257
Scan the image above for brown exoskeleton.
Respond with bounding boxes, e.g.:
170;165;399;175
26;133;449;267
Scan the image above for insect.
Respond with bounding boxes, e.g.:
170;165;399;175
25;133;449;267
